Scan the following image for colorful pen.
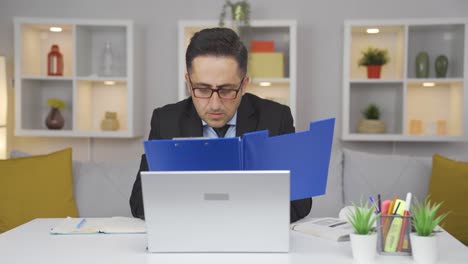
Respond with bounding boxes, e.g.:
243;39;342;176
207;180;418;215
397;192;412;252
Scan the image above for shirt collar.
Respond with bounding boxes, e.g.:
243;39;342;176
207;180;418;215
202;111;237;127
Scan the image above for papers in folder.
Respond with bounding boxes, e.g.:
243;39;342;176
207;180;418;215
50;217;145;235
144;118;335;201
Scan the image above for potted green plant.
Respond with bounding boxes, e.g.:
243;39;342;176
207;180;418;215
347;201;379;263
357;103;386;134
410;197;449;264
218;0;250;27
358;46;390;79
45;98;66;130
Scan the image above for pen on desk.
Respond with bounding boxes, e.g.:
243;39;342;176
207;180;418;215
76;218;86;229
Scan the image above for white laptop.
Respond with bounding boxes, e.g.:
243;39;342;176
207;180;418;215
141;170;290;253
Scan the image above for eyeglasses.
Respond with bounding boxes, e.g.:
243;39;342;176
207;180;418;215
188;76;245;100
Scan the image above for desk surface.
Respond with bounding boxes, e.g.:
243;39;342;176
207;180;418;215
1;218;467;264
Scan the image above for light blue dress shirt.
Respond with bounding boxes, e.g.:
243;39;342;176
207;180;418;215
202;112;237;138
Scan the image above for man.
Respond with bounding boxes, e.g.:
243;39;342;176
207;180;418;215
130;27;311;223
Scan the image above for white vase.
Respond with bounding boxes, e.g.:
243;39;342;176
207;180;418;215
350;233;378;264
410;233;438;264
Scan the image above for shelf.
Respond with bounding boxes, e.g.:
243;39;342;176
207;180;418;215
349;25;405;80
20;79;73;130
19;23;74;77
408;24;465;78
75;25;127;78
343;18;467;142
14;17;141;138
76;80;128;133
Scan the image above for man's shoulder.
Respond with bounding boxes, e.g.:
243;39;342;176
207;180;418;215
153;97;193;115
243;93;289;111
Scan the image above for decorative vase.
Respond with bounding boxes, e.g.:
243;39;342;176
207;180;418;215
410;233;438;264
415;52;429;78
358;119;386;134
350;233;378;264
366;65;382;79
45;107;65;129
100;111;119;131
435;55;448;78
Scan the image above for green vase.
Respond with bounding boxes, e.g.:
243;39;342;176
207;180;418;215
435;55;448;78
415;52;429;78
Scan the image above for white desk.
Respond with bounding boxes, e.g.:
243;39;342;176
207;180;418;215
1;218;467;264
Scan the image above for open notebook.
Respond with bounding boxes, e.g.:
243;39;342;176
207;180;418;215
50;217;145;235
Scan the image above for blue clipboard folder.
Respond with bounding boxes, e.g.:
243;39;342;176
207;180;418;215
144;118;335;201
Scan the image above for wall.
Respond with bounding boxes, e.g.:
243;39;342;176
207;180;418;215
0;0;467;162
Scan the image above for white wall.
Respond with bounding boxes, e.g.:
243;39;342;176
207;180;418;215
0;0;467;161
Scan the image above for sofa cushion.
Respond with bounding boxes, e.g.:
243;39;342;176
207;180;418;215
73;159;139;217
0;148;78;233
343;149;432;205
429;154;468;244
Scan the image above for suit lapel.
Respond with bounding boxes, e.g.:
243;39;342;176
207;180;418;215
181;98;203;137
236;94;258;137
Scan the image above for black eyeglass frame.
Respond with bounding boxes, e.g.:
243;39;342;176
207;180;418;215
188;75;245;100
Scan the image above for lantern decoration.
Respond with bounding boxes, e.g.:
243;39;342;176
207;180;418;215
47;44;63;76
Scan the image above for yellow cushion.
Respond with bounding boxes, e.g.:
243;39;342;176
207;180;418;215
0;148;78;233
428;154;468;244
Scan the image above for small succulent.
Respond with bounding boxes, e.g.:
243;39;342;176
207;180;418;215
362;103;381;120
347;200;379;235
358;46;390;66
412;197;449;237
47;98;66;109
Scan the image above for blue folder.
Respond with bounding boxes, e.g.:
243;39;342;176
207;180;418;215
144;118;335;201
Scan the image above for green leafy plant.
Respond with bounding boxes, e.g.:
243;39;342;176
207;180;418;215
358;46;390;66
347;200;379;235
412;197;449;237
47;98;66;109
219;0;250;27
362;103;381;120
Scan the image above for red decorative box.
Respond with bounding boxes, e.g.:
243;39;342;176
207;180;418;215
250;41;275;52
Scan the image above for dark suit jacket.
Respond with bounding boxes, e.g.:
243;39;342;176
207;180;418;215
129;93;312;222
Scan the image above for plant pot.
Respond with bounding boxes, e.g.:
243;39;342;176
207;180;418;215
45;107;65;130
357;119;386;134
410;233;438;264
350;233;378;264
366;65;382;79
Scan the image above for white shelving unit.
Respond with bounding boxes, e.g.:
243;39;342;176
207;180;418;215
14;17;143;138
342;18;468;142
178;20;297;121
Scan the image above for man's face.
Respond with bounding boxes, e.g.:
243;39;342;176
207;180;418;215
186;56;248;128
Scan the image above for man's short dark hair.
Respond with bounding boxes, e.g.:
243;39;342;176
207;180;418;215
186;27;248;77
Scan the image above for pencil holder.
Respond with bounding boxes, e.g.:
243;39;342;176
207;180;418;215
377;215;412;256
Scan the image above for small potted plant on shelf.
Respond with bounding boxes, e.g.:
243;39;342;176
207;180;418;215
218;0;250;27
45;98;66;130
410;197;449;264
347;200;379;263
358;46;390;79
358;103;386;134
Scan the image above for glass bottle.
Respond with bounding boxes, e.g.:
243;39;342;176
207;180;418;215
102;42;114;76
47;44;63;76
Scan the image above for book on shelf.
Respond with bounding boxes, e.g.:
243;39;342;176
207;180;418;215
50;217;145;235
291;217;354;242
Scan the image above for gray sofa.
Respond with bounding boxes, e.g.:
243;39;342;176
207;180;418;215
68;148;433;218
